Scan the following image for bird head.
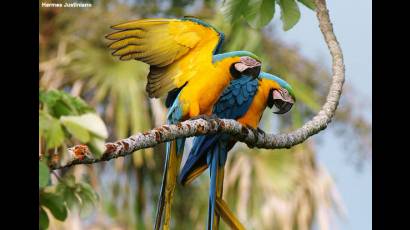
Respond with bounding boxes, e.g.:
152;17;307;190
213;51;262;79
259;72;296;114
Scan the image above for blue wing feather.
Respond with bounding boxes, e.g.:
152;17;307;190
208;145;218;230
214;75;259;120
167;94;184;124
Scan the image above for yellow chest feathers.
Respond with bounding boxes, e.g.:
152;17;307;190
237;78;281;128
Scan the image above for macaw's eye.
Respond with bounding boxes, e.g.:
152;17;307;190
229;62;242;79
231;56;261;79
267;89;294;114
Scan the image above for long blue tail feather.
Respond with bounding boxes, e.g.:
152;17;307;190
207;145;219;230
179;134;220;184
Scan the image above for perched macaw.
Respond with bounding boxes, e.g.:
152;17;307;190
106;17;262;229
178;72;296;230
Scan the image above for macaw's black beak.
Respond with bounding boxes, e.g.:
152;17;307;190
234;56;262;79
268;89;295;114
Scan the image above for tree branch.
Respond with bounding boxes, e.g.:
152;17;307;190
50;0;344;170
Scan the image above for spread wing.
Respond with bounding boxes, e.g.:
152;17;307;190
106;18;225;98
178;76;259;185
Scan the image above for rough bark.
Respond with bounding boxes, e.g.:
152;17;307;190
49;0;344;170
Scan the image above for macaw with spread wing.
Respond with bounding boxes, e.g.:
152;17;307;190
178;72;296;230
106;17;262;230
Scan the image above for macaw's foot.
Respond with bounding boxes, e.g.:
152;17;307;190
256;127;266;136
189;114;219;122
246;125;261;138
245;126;266;148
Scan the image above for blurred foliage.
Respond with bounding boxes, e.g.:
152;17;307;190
39;173;99;230
39;89;108;158
39;0;371;229
223;0;315;30
39;90;104;229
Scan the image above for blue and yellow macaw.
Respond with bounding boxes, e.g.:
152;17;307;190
107;17;262;229
178;72;296;230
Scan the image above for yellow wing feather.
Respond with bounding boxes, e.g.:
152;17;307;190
107;18;222;98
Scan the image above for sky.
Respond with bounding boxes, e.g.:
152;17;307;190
270;1;372;230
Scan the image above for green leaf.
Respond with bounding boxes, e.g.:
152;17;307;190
40;90;73;117
60;113;108;140
40;89;93;118
39;207;49;230
278;0;301;31
65;94;93;115
64;175;76;187
55;178;98;215
39;111;65;149
79;182;99;203
61;119;91;142
222;0;250;24
40;192;68;221
297;0;316;10
39;161;50;188
39;89;59;108
245;0;276;28
65;190;80;209
77;182;99;217
56;178;80;209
